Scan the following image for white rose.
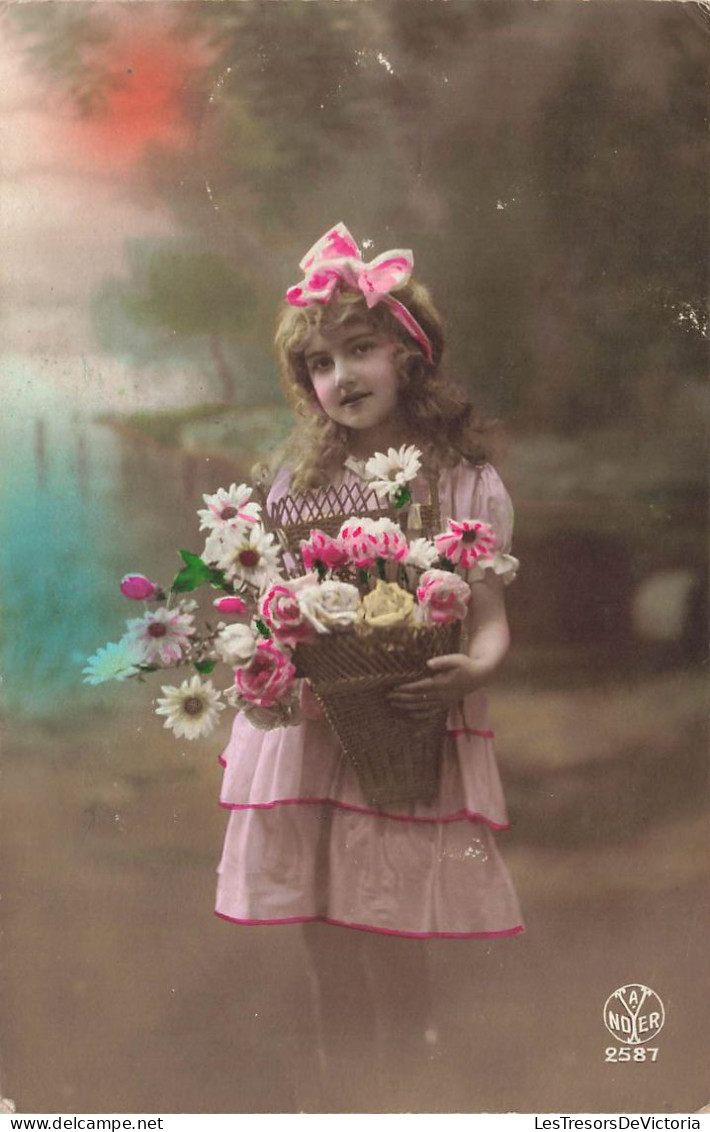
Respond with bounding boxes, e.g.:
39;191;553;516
404;537;439;571
297;580;361;634
214;622;259;666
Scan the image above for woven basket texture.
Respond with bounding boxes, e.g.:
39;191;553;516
268;481;441;571
295;621;460;806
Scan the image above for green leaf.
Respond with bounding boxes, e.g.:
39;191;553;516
394;486;412;509
195;659;216;674
254;618;271;639
179;549;204;566
171;549;212;592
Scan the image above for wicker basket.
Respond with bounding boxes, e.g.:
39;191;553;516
267;477;442;573
295;621;460;807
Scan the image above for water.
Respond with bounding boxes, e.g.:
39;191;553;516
0;365;250;718
0;376;131;715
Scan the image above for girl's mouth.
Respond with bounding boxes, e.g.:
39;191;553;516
341;392;371;407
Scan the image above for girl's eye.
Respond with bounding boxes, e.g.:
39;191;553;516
353;340;375;355
309;356;332;374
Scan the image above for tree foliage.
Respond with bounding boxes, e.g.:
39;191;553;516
6;1;706;430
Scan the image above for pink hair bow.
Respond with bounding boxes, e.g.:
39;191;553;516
286;222;433;363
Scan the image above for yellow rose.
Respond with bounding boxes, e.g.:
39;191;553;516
360;581;416;629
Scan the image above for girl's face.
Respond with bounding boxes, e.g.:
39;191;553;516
303;318;404;456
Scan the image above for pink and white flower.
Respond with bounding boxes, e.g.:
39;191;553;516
417;570;471;625
338;517;408;568
338;518;378;569
125;604;196;666
204;523;281;591
362;518;409;562
120;573;159;601
234;639;297;708
261;584;314;646
300;529;349;572
434;519;497;569
197;483;261;532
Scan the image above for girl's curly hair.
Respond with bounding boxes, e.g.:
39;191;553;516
273;280;492;491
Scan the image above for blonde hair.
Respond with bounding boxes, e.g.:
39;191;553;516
273;281;491;490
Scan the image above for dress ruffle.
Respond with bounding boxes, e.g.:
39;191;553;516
216;805;523;938
218;694;510;830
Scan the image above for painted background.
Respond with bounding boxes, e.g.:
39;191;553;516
0;0;707;1114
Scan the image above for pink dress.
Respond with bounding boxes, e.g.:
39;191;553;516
215;461;524;939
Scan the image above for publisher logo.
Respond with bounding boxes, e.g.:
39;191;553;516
604;984;665;1045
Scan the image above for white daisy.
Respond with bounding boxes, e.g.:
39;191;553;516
205;523;282;591
197;483;262;532
124;604;196;666
365;445;422;503
405;537;439;571
82;639;143;685
154;675;225;740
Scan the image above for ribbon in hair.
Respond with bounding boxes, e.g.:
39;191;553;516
286;222;434;364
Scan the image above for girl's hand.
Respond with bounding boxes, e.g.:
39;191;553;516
387;572;511;720
387;653;479;719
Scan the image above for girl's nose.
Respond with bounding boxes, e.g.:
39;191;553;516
333;358;353;387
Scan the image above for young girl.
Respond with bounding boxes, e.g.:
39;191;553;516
215;223;523;1081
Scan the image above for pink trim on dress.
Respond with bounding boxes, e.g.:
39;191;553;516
215;909;524;940
217;794;510;831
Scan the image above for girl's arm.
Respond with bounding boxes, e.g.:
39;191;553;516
387;572;510;718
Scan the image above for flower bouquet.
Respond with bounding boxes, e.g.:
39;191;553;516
84;447;518;805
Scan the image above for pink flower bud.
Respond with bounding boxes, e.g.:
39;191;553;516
120;574;159;601
213;595;248;616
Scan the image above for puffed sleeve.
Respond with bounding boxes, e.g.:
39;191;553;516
265;464;292;514
439;462;519;582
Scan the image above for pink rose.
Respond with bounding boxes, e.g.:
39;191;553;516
300;530;349;572
120;574;159;601
417;569;471;625
260;584;314;646
213;595;248;615
235;640;297;708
